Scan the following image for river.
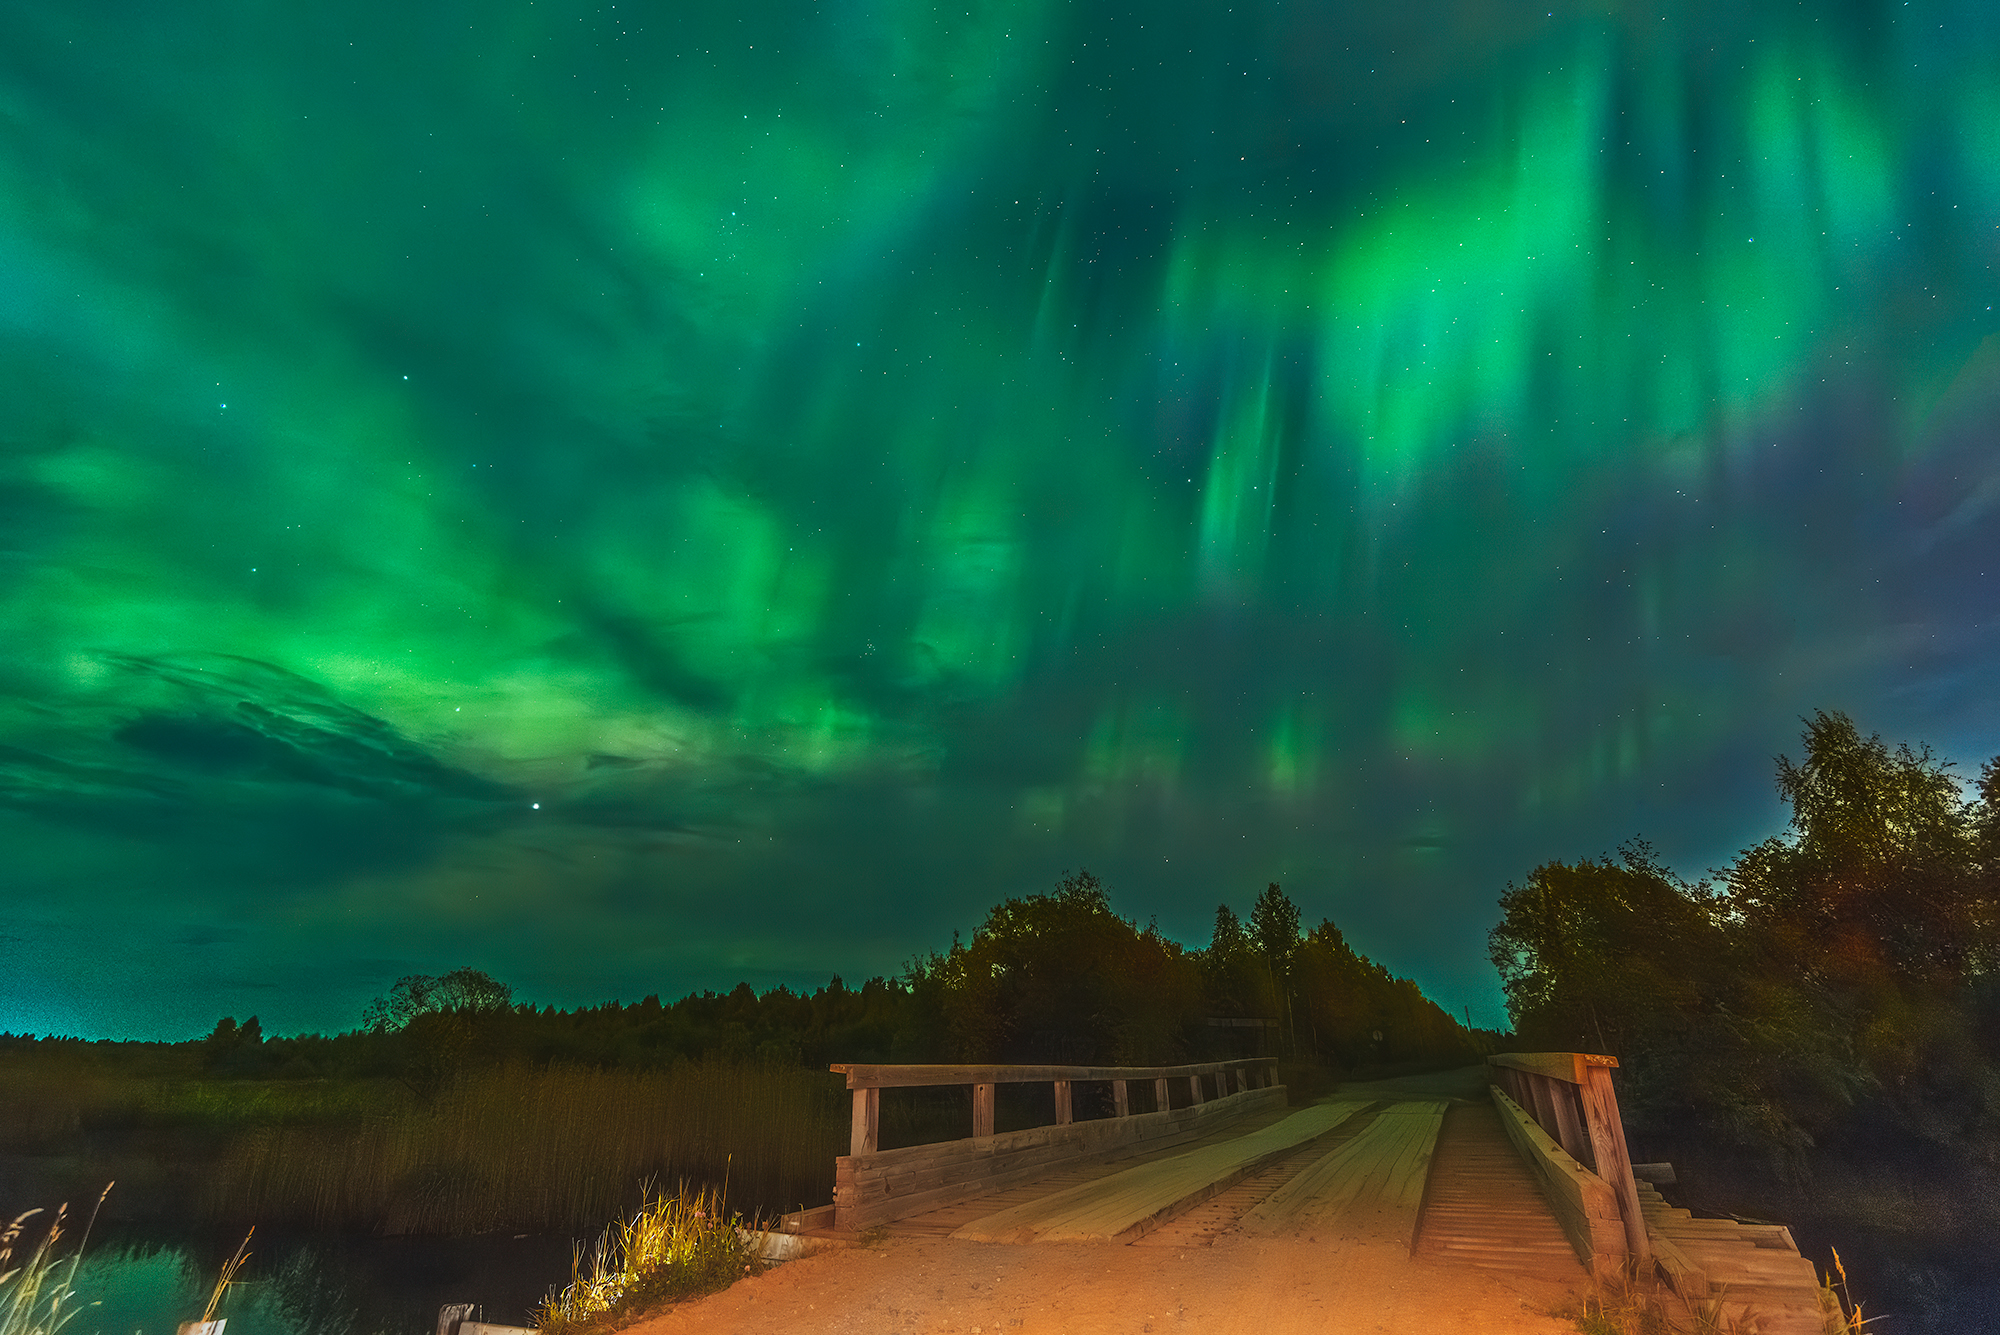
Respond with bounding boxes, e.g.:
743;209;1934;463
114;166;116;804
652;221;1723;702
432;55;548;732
54;1229;577;1335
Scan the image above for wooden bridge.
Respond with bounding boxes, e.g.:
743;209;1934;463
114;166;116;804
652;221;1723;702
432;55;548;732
778;1054;1835;1334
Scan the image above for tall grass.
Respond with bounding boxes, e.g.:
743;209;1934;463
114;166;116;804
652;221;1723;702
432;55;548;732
534;1182;755;1335
0;1186;112;1335
210;1060;846;1234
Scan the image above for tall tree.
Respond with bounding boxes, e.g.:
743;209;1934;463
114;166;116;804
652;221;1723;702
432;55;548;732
1250;883;1303;1054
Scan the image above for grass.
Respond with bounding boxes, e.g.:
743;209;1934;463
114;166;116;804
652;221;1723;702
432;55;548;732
0;1186;112;1335
533;1181;760;1334
1817;1248;1879;1335
1549;1250;1879;1335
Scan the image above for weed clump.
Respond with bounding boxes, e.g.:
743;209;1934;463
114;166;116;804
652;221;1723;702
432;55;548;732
535;1182;759;1334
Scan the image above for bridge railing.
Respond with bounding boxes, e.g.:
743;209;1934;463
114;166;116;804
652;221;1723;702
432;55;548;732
829;1058;1281;1154
815;1058;1282;1231
1487;1052;1649;1268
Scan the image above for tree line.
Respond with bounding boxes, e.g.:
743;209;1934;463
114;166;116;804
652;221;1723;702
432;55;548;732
13;874;1475;1088
1489;709;2000;1180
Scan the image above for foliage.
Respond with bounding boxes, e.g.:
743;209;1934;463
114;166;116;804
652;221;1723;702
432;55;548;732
361;967;514;1033
1489;709;2000;1181
911;870;1471;1071
914;870;1206;1065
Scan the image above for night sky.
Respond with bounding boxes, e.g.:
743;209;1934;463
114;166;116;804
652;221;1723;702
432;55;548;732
4;0;1997;1041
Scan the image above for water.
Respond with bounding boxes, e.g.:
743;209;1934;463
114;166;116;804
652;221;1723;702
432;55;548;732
58;1229;578;1335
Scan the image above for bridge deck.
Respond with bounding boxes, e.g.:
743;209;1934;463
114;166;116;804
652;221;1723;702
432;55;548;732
952;1100;1373;1243
866;1070;1829;1335
1411;1099;1583;1279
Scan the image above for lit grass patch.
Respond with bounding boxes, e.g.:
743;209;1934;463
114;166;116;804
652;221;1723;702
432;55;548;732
534;1182;759;1334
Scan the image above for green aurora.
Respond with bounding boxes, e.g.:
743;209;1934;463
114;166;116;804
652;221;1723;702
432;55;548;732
2;0;1997;1038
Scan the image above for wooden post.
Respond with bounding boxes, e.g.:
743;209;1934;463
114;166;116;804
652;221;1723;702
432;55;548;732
851;1087;879;1156
1155;1076;1171;1111
1113;1079;1129;1117
1520;1072;1548;1139
1551;1081;1592;1169
973;1082;995;1138
1053;1079;1073;1125
1189;1073;1204;1105
1579;1062;1650;1266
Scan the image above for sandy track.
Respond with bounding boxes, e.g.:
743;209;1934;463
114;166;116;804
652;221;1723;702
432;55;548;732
622;1234;1584;1335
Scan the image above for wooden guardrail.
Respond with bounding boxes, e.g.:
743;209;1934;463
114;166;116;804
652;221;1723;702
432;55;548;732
1487;1053;1649;1269
820;1059;1282;1232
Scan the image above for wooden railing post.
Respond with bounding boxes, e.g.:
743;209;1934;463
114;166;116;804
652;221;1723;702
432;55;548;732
1155;1076;1171;1111
1526;1072;1556;1139
1551;1081;1591;1169
1578;1059;1650;1266
1188;1073;1204;1105
851;1086;879;1156
973;1082;995;1138
1112;1079;1129;1117
1053;1079;1073;1125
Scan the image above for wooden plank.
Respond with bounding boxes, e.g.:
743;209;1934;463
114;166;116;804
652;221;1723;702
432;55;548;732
1549;1080;1591;1169
1650;1229;1709;1300
1488;1052;1618;1085
1238;1102;1446;1246
951;1100;1370;1243
832;1059;1278;1089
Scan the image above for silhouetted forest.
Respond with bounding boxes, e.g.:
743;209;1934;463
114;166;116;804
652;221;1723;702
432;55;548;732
1;873;1470;1081
1;877;1473;1231
1490;710;2000;1245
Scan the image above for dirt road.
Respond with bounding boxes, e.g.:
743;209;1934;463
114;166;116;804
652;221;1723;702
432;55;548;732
623;1233;1584;1335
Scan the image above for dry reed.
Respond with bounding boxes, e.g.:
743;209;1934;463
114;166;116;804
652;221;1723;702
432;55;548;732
209;1060;846;1234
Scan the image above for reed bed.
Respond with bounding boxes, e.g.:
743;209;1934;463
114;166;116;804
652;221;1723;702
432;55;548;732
208;1060;847;1235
